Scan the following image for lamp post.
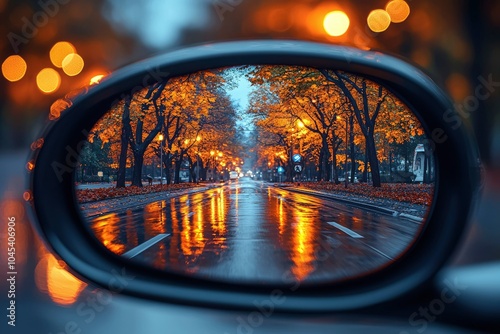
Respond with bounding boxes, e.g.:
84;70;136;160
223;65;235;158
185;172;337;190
331;135;335;183
344;116;348;188
296;120;306;183
195;136;201;183
218;152;223;181
196;153;200;184
159;133;164;185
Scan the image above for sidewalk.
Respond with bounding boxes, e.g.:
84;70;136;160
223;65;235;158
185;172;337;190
276;184;428;222
80;185;221;218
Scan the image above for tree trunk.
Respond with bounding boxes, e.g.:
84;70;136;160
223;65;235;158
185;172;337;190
362;142;368;183
331;145;339;184
367;133;381;187
321;135;329;181
116;96;131;188
318;149;324;182
330;133;340;184
174;151;186;184
164;157;171;185
349;115;356;183
186;156;194;183
174;158;182;184
125;82;167;189
131;150;144;187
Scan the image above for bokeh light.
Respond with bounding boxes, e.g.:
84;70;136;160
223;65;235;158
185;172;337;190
90;74;105;85
2;55;27;82
323;11;350;37
367;9;392;33
26;160;35;172
386;0;411;23
36;68;61;94
266;6;293;32
50;41;76;68
30;138;45;151
49;98;73;120
446;72;471;101
35;252;87;306
62;53;84;76
23;191;32;202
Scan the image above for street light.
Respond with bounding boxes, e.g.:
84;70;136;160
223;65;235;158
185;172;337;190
293;119;307;182
194;136;202;183
344;115;348;188
158;133;164;185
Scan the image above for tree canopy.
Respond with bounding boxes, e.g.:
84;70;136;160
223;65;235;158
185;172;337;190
82;65;432;188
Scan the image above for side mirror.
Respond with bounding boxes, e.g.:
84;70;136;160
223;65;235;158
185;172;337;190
27;41;480;311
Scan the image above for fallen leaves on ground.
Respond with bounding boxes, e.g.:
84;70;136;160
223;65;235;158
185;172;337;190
76;183;197;203
300;182;434;206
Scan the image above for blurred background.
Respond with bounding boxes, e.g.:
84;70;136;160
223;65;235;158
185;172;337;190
0;0;499;333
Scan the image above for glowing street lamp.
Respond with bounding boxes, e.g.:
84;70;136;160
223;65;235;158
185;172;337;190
158;134;164;185
194;136;202;183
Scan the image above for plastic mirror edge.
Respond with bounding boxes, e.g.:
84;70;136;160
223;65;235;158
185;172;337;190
27;40;480;312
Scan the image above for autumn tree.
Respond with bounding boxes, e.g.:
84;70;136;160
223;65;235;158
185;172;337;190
117;95;132;187
87;96;132;187
79;135;112;182
319;70;391;187
248;65;350;182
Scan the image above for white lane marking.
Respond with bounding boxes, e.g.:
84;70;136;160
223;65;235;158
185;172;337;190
399;213;424;223
361;242;393;260
122;233;170;259
327;222;364;239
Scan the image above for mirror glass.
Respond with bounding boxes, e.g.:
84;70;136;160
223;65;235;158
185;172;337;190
76;65;435;285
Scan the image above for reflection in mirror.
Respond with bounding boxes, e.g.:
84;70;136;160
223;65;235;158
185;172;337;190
76;65;435;285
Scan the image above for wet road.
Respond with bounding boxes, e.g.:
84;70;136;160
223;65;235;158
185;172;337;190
88;180;422;284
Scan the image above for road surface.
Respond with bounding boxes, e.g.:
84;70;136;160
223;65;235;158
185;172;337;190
87;179;422;284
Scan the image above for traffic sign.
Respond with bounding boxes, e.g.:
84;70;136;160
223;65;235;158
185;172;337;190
292;154;302;163
294;165;303;173
277;166;285;174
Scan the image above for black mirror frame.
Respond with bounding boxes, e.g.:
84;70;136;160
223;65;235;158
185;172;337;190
27;40;480;312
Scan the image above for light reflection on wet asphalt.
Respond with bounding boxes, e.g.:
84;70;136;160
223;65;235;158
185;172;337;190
89;180;421;284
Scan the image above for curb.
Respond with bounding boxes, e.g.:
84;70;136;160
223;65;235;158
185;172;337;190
276;186;398;216
274;185;424;223
81;185;219;218
398;213;424;223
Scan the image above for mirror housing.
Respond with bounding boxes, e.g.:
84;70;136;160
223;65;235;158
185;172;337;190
27;41;480;311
